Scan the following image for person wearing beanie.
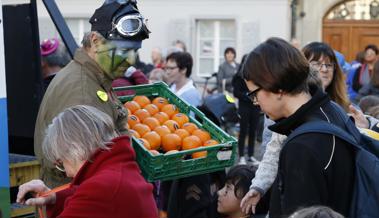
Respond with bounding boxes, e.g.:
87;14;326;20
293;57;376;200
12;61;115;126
40;38;71;91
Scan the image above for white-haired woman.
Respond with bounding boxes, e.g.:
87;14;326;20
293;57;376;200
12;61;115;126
17;105;158;218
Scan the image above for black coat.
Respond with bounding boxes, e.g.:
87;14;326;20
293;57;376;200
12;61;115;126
268;86;355;218
232;72;259;109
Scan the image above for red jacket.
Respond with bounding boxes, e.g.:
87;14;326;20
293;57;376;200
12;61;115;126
47;136;158;218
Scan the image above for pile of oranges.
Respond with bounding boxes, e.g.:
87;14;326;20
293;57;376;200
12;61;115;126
124;95;219;159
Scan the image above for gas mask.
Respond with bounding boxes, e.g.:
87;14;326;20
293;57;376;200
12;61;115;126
90;0;150;78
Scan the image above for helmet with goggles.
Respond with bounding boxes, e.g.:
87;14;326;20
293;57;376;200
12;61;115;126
89;0;150;41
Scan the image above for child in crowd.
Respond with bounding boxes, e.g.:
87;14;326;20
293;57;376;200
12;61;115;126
217;165;269;218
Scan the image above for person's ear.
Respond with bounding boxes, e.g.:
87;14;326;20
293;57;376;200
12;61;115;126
90;33;101;50
180;68;187;76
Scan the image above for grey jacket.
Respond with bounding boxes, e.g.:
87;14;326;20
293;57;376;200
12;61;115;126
217;61;239;93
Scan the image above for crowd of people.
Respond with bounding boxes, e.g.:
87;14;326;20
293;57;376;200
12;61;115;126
13;0;379;218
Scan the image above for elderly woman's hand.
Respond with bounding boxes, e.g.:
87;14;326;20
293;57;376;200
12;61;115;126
240;188;261;215
17;179;56;206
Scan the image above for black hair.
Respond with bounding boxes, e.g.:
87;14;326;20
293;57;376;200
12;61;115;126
225;165;257;199
243;37;309;94
224;47;236;58
166;52;193;78
365;44;379;55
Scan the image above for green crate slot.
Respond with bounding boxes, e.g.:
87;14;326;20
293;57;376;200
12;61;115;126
114;82;237;182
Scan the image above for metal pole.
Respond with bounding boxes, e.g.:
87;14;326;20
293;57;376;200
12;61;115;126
290;0;298;39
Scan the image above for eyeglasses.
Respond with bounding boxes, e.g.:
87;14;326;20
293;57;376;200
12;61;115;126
54;159;65;172
247;87;261;105
164;66;178;71
310;61;335;72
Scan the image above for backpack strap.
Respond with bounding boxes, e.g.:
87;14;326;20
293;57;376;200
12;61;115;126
286;120;361;151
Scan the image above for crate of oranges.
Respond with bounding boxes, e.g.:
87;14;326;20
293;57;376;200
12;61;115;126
115;82;237;182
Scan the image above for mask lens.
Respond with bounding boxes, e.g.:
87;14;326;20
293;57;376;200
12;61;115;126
116;15;142;37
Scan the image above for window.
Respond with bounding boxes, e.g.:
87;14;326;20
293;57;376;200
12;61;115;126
196;19;236;77
65;18;92;44
38;17;91;45
326;0;379;20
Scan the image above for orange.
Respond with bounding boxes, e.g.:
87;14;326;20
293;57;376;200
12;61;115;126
124;101;141;113
182;135;202;150
182;122;199;134
172;113;190;128
192;151;207;159
132;123;151;137
192;129;211;144
127;115;140;128
174;129;190;140
143;117;160;130
203;139;219;146
129;129;141;138
143;131;161;150
144;104;159;116
133;95;151;107
161;104;179;118
126;108;132;116
163;120;180;132
126;123;130;130
161;133;182;152
138;138;151;150
153;112;169;125
152;97;169;110
134;109;151;122
154;125;171;137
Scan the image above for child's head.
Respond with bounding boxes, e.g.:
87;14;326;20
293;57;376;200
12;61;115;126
289;206;344;218
217;165;256;217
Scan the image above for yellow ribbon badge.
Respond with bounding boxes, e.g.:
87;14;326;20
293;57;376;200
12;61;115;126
97;90;108;102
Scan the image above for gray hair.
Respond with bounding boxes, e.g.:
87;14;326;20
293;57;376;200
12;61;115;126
81;31;106;48
41;42;71;68
42;105;120;164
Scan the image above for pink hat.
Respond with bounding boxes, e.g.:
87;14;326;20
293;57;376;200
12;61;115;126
40;38;59;56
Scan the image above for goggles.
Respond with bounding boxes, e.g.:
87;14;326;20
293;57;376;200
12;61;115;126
90;1;150;41
113;14;146;37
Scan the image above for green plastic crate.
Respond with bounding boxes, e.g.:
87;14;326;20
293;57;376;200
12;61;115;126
115;82;237;182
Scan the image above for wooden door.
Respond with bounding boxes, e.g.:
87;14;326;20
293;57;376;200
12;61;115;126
323;20;379;62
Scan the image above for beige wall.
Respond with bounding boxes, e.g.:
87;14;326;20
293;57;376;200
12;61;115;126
295;0;341;46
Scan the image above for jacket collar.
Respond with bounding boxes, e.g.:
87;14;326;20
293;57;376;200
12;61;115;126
74;48;114;91
268;85;330;136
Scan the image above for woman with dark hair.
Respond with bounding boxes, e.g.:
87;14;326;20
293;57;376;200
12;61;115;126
232;55;261;165
217;47;239;93
241;37;354;218
302;42;350;111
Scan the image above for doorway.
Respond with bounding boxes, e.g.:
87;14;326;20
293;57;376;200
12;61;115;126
323;0;379;62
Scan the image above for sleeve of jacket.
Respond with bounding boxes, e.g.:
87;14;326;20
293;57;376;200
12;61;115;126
280;140;327;215
130;70;149;85
217;65;225;93
250;132;286;195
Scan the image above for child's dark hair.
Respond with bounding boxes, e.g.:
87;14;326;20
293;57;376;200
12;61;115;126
225;165;257;199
